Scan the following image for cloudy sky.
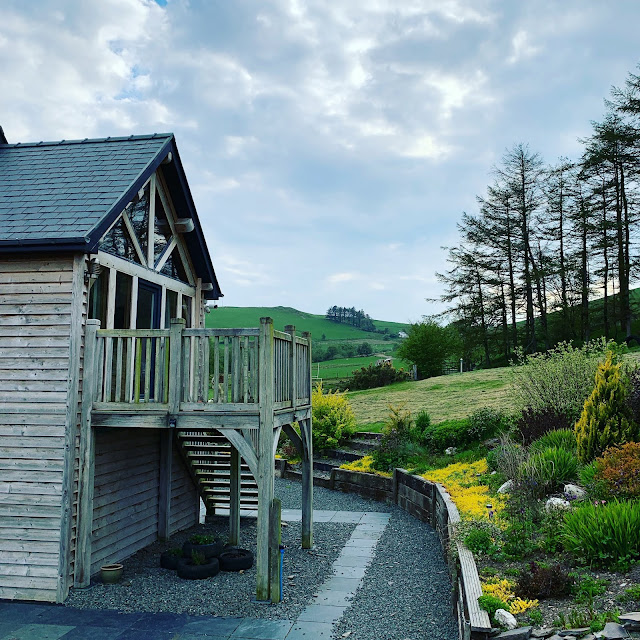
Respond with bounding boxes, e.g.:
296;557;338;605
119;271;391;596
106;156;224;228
1;1;639;323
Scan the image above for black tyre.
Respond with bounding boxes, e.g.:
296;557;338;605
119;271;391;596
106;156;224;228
218;548;254;572
177;557;220;580
182;540;224;559
160;551;181;570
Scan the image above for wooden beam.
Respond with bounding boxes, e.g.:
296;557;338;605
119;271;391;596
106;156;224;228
148;174;156;268
158;429;172;540
168;318;185;414
121;211;147;267
269;498;282;603
301;416;313;549
75;319;99;588
229;445;241;546
256;317;274;601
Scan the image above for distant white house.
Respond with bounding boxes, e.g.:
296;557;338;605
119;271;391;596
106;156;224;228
398;330;409;338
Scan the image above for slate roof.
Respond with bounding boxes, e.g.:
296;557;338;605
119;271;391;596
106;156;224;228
0;134;172;247
0;133;222;299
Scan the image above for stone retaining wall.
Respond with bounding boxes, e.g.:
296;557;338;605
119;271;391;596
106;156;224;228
283;463;492;640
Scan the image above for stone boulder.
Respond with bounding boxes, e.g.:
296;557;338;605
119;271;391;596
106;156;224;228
498;479;514;494
495;609;518;630
563;484;587;501
545;497;571;512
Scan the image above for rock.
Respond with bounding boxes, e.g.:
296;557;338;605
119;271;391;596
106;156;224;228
546;497;572;512
484;437;501;449
559;629;591;637
498;479;514;494
564;484;587;501
445;447;457;455
600;622;629;639
581;635;596;640
495;627;533;640
619;613;640;631
495;609;518;630
547;636;564;640
532;629;558;639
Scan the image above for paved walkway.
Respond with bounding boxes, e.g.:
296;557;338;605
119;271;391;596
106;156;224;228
0;510;390;640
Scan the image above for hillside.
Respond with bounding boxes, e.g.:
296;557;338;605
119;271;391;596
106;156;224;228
205;306;409;340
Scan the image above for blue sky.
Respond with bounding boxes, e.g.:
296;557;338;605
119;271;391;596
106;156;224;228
1;1;639;322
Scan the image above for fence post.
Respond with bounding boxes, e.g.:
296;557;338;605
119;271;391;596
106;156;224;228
169;318;185;414
256;317;275;601
75;319;100;587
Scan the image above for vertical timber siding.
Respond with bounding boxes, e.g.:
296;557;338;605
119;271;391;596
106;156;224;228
169;442;199;535
0;256;75;602
90;428;160;575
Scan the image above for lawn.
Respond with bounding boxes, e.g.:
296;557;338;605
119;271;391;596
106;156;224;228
317;355;410;381
347;366;515;426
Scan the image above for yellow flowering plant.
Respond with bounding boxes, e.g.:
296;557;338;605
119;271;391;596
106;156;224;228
340;456;392;477
482;577;539;615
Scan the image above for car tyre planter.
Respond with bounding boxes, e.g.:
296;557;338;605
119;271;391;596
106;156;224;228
218;548;254;572
177;556;220;580
160;551;182;570
182;540;224;559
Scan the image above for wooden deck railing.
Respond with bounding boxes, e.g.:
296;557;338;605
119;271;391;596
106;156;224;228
89;318;312;413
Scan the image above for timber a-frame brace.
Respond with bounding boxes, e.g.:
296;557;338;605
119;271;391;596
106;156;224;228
75;317;313;602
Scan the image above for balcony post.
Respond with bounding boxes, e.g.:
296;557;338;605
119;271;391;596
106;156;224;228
284;325;296;409
168;318;186;415
256;317;275;601
75;319;100;587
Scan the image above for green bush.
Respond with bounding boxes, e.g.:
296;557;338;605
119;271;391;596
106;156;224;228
578;460;608;500
575;352;638;463
478;595;509;621
347;361;410;391
529;428;577;454
562;500;640;570
467;407;508;442
372;405;418;471
463;526;502;557
511;339;621;424
311;383;356;451
520;446;579;495
412;410;431;445
421;418;470;452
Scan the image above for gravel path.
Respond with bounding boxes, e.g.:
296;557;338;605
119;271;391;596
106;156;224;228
66;478;458;639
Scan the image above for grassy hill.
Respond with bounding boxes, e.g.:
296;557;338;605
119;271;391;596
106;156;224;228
205;306;409;340
347;367;514;428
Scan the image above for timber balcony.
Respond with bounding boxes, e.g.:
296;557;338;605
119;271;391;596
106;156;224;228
86;317;312;430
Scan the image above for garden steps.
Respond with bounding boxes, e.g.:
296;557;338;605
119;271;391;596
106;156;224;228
175;429;259;513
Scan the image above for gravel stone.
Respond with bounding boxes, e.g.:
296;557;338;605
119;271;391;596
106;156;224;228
332;506;457;640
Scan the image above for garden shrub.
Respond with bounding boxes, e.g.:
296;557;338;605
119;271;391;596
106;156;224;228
464;526;501;557
517;407;572;445
628;367;640;424
478;594;509;621
597;442;640;499
578;460;608;499
412;410;431;444
520;446;579;495
347;361;410;390
311;383;356;451
562;499;640;569
511;339;619;424
491;434;527;479
516;562;573;599
421;418;470;452
468;407;509;442
529;428;577;454
371;405;417;471
575;352;638;463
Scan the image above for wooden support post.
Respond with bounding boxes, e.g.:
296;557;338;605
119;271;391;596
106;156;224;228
301;417;314;549
168;318;186;414
158;429;173;540
75;319;100;588
269;497;282;603
256;317;275;601
229;444;241;546
284;325;297;408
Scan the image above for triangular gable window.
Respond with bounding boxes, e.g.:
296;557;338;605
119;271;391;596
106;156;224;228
153;191;173;264
127;183;150;259
99;218;143;264
160;245;189;283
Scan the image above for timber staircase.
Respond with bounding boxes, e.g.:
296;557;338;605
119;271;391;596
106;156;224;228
176;428;259;513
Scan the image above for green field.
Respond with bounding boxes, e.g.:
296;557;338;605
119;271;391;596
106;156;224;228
315;355;411;381
347;366;515;427
205;306;409;341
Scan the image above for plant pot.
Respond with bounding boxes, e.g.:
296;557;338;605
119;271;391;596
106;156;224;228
182;539;224;559
100;563;123;584
160;551;182;570
218;548;254;572
177;556;220;580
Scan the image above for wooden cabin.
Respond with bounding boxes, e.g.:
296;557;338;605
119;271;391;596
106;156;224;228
0;130;313;604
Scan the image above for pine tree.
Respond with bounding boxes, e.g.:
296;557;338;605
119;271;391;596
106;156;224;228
575;352;638;462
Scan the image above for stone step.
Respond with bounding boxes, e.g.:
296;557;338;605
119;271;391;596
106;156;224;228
322;448;363;462
354;431;383;441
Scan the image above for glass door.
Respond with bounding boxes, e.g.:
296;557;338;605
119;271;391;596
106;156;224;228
137;280;162;400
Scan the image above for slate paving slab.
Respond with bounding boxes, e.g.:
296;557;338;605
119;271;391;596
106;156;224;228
285;621;333;639
230;618;293;639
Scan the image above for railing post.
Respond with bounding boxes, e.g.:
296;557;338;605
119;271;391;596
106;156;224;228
302;331;311;400
256;317;275;601
75;319;100;588
300;330;313;549
284;325;296;409
169;318;186;415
